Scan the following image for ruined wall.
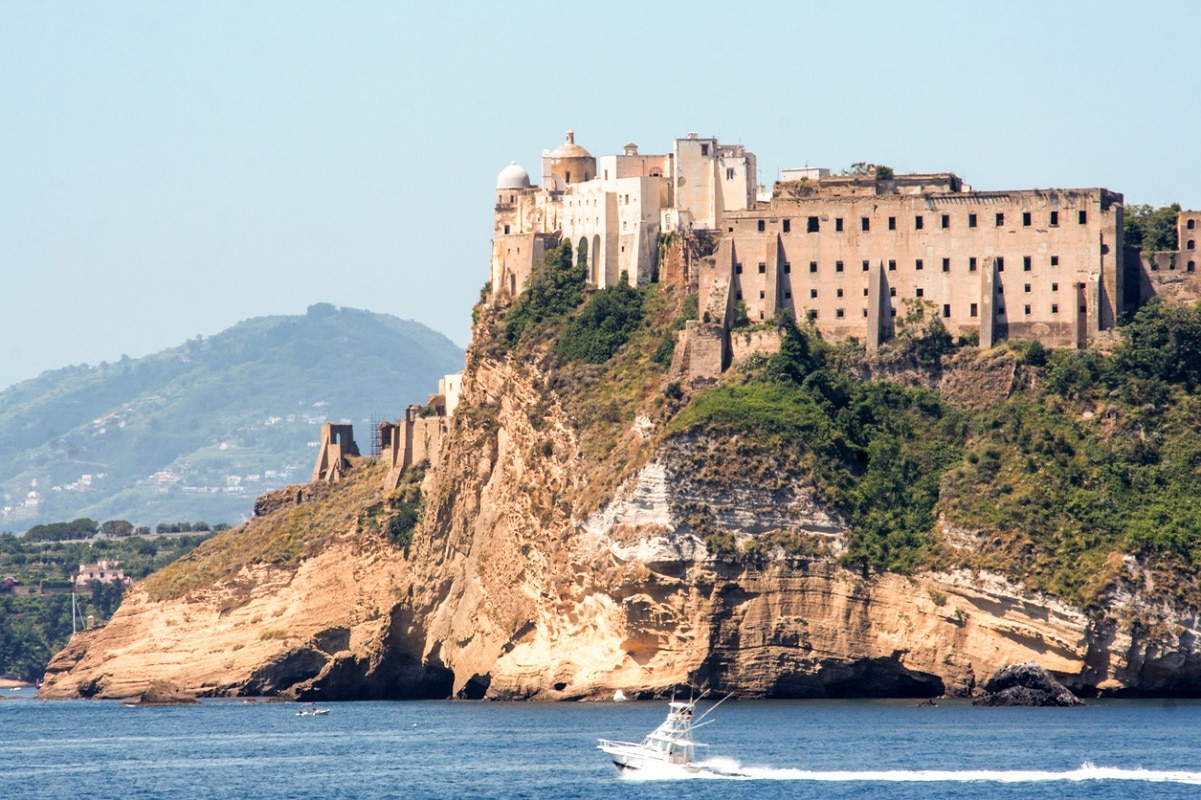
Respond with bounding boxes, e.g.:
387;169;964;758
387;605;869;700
729;328;783;366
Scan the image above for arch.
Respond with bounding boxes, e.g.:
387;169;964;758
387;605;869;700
1189;219;1196;230
1189;240;1196;251
1189;261;1196;273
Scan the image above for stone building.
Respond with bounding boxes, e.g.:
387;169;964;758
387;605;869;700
491;131;754;303
74;560;131;588
491;131;1201;367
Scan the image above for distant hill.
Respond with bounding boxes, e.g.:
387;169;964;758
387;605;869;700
0;304;463;533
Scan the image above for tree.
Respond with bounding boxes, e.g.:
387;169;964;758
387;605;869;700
100;520;134;538
844;163;894;180
1125;203;1180;251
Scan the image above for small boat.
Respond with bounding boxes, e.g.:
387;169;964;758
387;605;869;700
295;705;331;716
598;693;738;775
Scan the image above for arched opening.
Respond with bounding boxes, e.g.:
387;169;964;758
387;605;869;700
1189;240;1196;251
1189;219;1197;230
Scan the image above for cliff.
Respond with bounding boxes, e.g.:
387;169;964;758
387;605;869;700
40;279;1201;700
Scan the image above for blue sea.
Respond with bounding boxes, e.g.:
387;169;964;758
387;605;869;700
2;689;1199;799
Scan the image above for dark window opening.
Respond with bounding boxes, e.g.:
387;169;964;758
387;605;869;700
735;291;742;300
836;308;845;319
810;288;818;299
1024;283;1032;293
997;257;1005;272
503;224;510;234
837;288;844;298
1078;210;1087;224
1190;261;1196;273
942;258;950;272
1052;282;1059;291
970;303;978;317
888;259;896;271
700;144;709;156
888;216;897;230
808;216;820;232
862;260;870;271
915;215;924;230
727;168;736;180
861;217;871;231
809;261;818;273
1188;240;1196;250
807;309;818;322
1188;219;1196;230
969;257;977;272
942;304;951;318
1022;211;1032;227
758;262;766;273
1050;210;1059;226
785;290;792;298
941;214;950;229
996;212;1005;226
783;219;791;233
863;288;869;296
836;260;844;272
835;217;844;232
759;290;765;299
889;287;897;297
915;259;924;271
757;220;765;232
1024;304;1031;315
916;288;924;298
783;262;791;273
1052;303;1059;314
1051;255;1059;266
1023;256;1032;271
969;213;978;228
735;263;742;274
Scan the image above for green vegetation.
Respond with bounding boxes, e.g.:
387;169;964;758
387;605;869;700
0;530;213;682
384;466;425;558
0;305;462;533
504;242;586;347
672;320;962;572
556;274;647;363
1125;203;1180;251
666;299;1201;605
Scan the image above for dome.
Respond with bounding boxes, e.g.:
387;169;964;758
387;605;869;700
550;130;592;159
496;162;531;190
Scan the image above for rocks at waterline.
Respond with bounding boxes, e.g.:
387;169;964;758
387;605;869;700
972;661;1082;707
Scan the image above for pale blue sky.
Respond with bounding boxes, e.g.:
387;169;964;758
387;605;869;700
3;1;1198;389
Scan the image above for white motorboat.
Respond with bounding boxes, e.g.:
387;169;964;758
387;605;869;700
295;706;331;716
598;693;737;774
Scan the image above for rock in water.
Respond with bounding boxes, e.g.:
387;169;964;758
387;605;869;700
133;680;198;706
973;661;1082;706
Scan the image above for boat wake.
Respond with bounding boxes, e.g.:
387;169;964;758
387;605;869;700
619;759;1201;784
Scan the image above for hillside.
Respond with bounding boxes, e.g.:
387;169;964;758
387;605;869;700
39;242;1201;701
0;304;462;533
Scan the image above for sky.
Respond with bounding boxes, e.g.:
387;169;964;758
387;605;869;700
3;0;1199;389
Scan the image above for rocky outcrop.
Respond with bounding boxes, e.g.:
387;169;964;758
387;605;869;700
38;309;1201;702
973;662;1083;706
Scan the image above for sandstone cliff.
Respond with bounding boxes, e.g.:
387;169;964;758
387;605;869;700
40;295;1201;701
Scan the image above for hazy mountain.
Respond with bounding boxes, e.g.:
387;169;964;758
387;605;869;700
0;304;463;533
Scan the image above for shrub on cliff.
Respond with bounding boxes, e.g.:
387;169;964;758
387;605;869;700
504;242;586;347
555;275;647;363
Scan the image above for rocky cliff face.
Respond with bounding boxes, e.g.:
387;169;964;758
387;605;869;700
40;311;1201;701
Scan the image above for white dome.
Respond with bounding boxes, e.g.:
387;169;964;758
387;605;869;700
497;162;531;190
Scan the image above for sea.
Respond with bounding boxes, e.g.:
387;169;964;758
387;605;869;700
2;687;1199;799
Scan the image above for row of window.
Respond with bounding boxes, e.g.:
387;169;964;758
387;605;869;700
757;209;1090;234
739;280;1068;304
746;302;1080;322
736;254;1061;275
1150;260;1198;272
